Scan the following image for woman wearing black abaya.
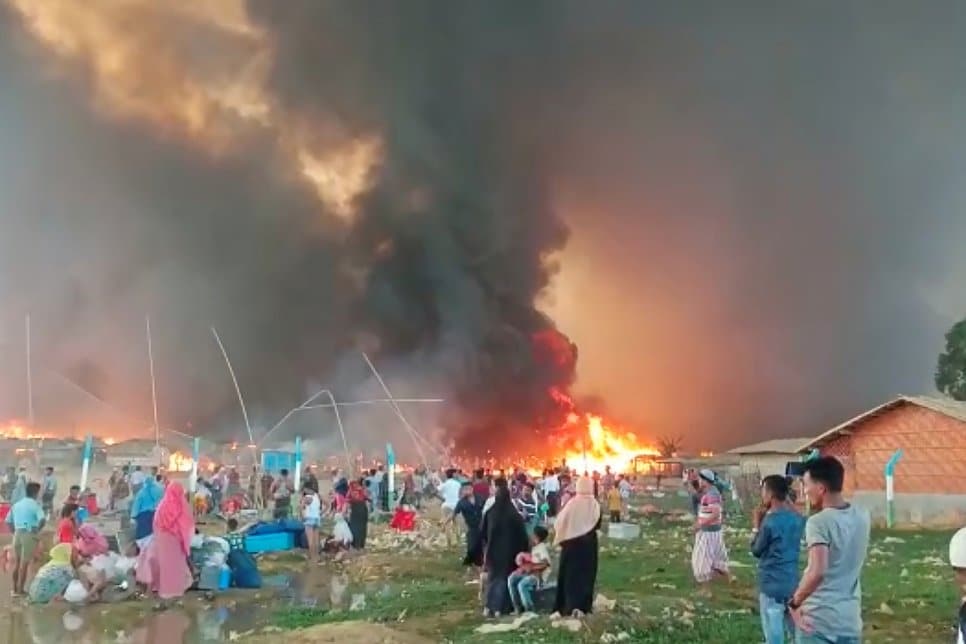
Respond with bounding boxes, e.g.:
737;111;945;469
480;481;530;617
553;476;602;618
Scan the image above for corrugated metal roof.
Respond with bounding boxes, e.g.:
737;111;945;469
727;438;812;455
798;394;966;452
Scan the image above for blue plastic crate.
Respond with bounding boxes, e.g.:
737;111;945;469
198;565;232;590
244;531;294;553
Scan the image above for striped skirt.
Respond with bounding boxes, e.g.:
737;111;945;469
691;529;730;583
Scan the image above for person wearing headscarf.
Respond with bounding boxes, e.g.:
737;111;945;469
137;482;193;602
27;543;77;603
74;523;109;559
346;479;369;549
479;480;530;617
552;476;601;617
692;468;732;593
130;474;164;548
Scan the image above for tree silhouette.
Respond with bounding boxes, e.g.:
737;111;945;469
657;435;684;458
936;319;966;401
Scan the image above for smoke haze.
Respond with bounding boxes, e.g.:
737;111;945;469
1;2;965;451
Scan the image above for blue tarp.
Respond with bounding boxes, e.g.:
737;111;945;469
248;519;307;549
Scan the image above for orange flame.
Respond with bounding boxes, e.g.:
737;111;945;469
167;451;194;472
0;421;59;440
558;413;660;474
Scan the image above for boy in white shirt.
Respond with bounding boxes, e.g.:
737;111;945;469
507;526;552;615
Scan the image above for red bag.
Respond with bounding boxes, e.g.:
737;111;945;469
389;508;415;531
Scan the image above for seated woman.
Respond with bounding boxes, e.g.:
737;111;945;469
28;544;78;603
73;524;112;601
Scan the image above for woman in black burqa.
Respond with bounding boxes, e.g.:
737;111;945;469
480;480;530;616
553;476;602;617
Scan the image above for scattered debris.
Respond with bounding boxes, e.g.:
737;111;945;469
600;631;632;642
882;536;905;544
877;602;894;615
349;594;366;611
593;593;617;612
474;613;538;634
550;617;583;632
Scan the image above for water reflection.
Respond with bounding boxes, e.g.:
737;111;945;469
4;569;345;644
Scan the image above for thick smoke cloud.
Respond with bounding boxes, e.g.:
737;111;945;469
1;2;965;452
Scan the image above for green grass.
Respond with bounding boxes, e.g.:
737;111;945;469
268;498;961;643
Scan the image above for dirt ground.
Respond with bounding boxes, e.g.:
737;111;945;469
249;621;433;643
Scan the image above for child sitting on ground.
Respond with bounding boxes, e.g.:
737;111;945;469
224;518;245;552
507;526;552;615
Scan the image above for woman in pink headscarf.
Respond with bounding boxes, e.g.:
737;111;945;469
136;481;194;603
74;524;109;559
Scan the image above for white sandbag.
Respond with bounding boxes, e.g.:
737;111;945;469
204;536;230;554
205;551;226;567
333;514;353;546
114;556;136;575
63;579;90;604
91;553;118;579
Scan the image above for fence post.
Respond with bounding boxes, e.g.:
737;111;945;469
884;449;903;528
386;443;396;509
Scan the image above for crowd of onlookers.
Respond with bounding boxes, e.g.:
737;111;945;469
9;454;966;642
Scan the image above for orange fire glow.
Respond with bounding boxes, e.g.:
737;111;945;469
558;413;660;474
168;451;194;472
0;421;58;440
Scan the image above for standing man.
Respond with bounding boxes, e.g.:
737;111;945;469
788;456;870;644
130;465;146;498
542;468;560;517
438;469;463;546
601;466;615;499
107;468;120;510
270;468;294;519
751;475;804;644
451;482;484;566
691;469;733;595
41;466;57;520
5;481;45;597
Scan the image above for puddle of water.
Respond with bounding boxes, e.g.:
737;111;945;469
0;569;355;643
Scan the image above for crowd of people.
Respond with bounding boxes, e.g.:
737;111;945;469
11;453;966;642
687;456;874;643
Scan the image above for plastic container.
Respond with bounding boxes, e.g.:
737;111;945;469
244;531;294;553
198;564;232;590
76;507;89;524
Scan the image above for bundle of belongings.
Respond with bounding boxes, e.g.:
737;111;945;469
189;533;262;591
389;505;416;532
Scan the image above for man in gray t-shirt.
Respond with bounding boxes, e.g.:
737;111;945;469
790;456;871;643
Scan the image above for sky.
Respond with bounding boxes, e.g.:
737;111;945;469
1;2;965;452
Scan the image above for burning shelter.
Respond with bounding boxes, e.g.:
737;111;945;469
799;394;966;526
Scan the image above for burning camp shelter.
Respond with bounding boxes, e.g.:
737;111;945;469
801;394;966;526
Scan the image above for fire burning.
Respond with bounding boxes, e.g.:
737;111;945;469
546;387;660;474
168;451;194;472
557;412;660;474
0;420;60;441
